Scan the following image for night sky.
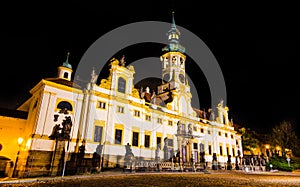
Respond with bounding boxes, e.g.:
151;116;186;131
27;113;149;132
0;2;299;136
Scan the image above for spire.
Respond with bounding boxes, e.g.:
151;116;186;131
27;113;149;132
171;11;176;29
162;12;185;53
62;52;72;69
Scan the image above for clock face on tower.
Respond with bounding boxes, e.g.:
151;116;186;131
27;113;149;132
163;74;170;82
179;73;185;83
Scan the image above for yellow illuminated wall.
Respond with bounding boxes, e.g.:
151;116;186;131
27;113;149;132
0;116;26;162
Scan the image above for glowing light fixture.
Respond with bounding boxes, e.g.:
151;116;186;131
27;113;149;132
18;137;23;145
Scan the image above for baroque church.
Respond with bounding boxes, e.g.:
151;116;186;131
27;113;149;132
0;14;242;177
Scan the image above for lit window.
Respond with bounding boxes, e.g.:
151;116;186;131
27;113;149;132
134;110;140;117
117;106;124;113
157;118;162;124
168;120;173;126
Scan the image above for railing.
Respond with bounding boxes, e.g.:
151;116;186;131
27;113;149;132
133;160;206;172
242;165;266;172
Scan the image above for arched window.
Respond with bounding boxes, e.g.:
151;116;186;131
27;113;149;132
117;77;126;93
63;72;69;79
57;101;73;111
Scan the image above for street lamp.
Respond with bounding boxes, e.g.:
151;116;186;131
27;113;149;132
13;137;23;178
276;146;280;156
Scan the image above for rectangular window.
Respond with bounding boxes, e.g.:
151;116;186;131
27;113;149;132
132;132;139;146
168;120;173;126
118;77;126;93
199;143;205;153
220;146;223;155
200;128;204;133
226;147;229;156
157;137;162;149
94;126;103;143
232;148;235;157
208;130;211;134
117;106;124;113
134;110;140;117
168;139;174;147
208;145;212;155
97;101;106;109
218;131;222;136
144;135;150;148
225;133;228;138
145;115;151;121
114;129;122;144
193;143;198;149
231;134;234;139
157;118;162;124
193;126;197;131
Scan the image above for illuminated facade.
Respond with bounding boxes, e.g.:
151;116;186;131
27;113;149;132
0;15;242;177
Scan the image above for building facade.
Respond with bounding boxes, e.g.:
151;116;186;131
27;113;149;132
0;15;242;177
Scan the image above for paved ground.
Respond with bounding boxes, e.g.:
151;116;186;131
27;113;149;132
1;170;300;186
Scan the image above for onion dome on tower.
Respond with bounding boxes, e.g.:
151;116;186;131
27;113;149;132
162;12;185;53
45;52;81;88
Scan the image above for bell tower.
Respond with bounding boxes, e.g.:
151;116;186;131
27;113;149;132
57;52;73;81
159;12;195;117
160;12;187;88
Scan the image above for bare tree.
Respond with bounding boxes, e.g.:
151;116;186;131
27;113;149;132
271;120;299;157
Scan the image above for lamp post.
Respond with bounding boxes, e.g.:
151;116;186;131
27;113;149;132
13;137;23;178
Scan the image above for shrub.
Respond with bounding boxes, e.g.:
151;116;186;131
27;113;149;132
266;157;300;171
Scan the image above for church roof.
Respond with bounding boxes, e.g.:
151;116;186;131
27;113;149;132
0;107;28;119
45;78;81;89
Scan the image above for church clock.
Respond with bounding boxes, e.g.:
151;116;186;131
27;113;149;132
163;73;170;82
179;73;185;84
